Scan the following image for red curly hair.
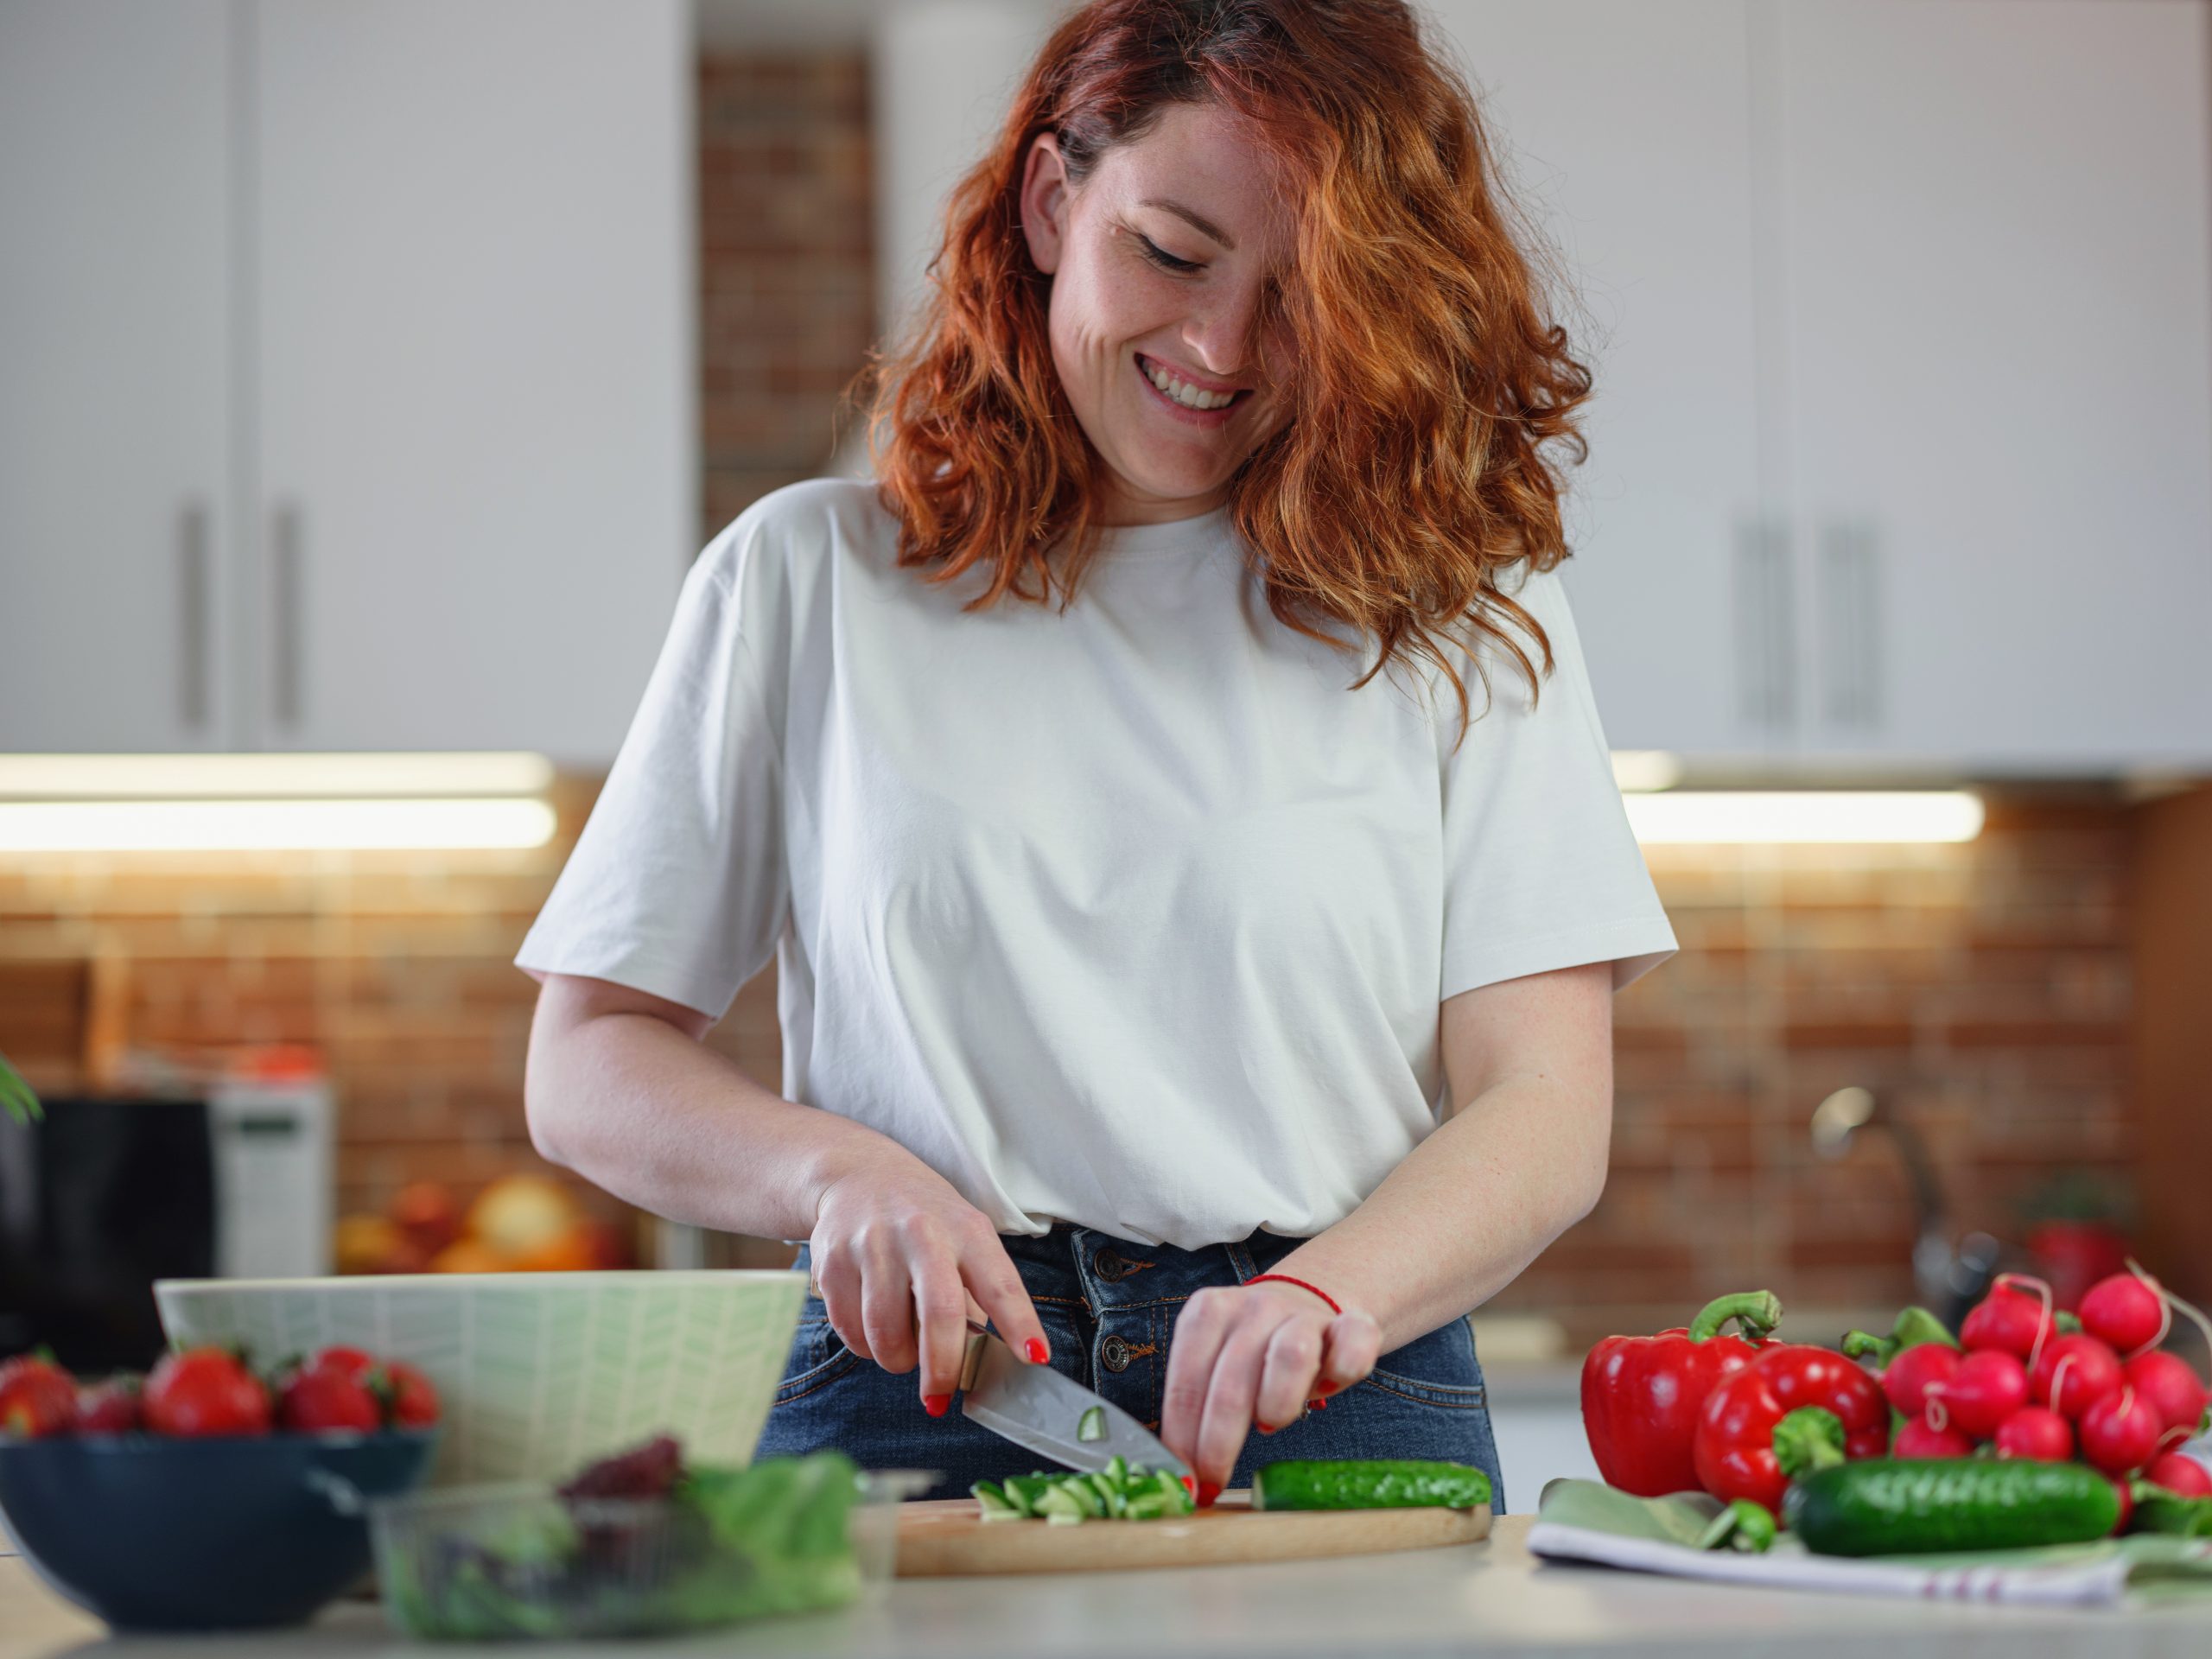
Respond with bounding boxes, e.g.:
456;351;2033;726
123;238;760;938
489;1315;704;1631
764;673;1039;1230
855;0;1593;740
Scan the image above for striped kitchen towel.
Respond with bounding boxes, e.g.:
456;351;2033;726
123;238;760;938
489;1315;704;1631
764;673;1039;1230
1529;1479;2212;1608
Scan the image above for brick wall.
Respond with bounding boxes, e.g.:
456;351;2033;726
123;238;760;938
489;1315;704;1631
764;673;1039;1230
1495;794;2139;1338
699;52;874;541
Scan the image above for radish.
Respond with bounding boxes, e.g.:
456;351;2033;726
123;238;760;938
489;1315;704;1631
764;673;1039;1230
2108;1474;2135;1535
2079;1385;2162;1477
1961;1277;2056;1361
1936;1348;2029;1439
1880;1344;1961;1419
2126;1351;2210;1436
1992;1405;2073;1462
1893;1414;1974;1459
2145;1452;2212;1498
2030;1332;2123;1420
2081;1271;2166;1357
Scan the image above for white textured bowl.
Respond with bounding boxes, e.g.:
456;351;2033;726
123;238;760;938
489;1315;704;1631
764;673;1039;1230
155;1271;805;1487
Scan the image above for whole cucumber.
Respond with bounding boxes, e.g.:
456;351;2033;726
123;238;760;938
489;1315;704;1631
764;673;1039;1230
1253;1459;1491;1512
1783;1459;2119;1556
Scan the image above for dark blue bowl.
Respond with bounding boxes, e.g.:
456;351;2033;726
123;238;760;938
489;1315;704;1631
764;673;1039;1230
0;1429;437;1631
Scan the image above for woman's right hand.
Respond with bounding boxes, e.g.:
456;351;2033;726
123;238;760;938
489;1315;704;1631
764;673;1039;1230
808;1148;1051;1414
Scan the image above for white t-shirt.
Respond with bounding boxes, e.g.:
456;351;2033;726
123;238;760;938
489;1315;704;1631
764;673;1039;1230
515;477;1676;1249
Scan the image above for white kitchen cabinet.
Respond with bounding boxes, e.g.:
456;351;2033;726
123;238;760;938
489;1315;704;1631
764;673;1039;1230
1434;0;2212;772
1770;0;2212;770
251;0;691;760
0;0;693;766
0;0;236;752
1431;2;1768;760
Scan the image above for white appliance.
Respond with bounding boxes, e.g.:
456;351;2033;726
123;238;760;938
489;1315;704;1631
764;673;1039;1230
206;1076;333;1280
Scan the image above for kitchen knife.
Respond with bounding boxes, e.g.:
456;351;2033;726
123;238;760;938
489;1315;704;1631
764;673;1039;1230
957;1325;1191;1480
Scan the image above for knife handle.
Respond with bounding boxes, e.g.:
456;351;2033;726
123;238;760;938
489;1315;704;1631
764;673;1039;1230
958;1321;989;1395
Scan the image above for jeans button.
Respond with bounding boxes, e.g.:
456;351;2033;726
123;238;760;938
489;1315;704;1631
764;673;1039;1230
1100;1336;1133;1373
1095;1250;1128;1281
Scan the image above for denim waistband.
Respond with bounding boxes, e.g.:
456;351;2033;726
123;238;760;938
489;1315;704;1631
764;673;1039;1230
998;1223;1312;1313
793;1223;1314;1316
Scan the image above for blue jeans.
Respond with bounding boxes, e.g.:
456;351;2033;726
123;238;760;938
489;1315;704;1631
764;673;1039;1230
753;1224;1504;1510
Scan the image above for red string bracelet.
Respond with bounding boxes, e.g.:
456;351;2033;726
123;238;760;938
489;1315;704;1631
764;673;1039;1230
1247;1273;1342;1316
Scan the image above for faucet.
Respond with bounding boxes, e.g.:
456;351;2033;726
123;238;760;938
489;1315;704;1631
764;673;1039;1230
1809;1085;2000;1330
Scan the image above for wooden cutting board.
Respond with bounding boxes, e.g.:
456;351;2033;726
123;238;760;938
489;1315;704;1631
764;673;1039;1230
894;1490;1491;1576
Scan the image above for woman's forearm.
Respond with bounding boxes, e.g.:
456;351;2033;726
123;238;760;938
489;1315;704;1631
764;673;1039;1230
1268;1071;1610;1352
523;1000;914;1242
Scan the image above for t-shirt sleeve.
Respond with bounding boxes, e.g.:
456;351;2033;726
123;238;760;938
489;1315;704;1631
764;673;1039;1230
512;518;789;1021
1436;563;1676;1001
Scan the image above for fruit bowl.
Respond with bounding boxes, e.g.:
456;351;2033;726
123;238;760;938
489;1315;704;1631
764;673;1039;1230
0;1430;437;1631
156;1270;807;1485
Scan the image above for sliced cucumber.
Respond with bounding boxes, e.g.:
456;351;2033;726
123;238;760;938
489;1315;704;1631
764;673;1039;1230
1077;1404;1107;1443
974;1482;1024;1522
1033;1484;1090;1522
969;1461;1195;1524
1003;1474;1052;1516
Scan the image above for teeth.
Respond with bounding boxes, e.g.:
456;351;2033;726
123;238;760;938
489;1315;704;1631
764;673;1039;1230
1141;357;1239;411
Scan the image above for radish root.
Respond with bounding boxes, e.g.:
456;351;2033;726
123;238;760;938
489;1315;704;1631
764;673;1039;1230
1995;1272;2058;1379
2131;1255;2212;1369
2123;1258;2175;1361
2049;1351;2076;1415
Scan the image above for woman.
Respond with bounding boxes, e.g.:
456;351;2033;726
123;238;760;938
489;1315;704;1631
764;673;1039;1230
517;0;1675;1509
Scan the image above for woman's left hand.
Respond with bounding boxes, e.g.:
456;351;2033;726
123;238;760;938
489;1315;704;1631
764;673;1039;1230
1159;1280;1382;1500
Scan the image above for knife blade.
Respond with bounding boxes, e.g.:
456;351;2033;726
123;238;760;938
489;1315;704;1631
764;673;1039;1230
957;1325;1191;1480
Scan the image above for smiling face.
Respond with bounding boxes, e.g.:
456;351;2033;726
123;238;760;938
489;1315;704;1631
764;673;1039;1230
1018;101;1298;526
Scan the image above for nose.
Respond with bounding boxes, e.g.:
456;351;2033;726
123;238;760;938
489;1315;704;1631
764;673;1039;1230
1180;275;1272;386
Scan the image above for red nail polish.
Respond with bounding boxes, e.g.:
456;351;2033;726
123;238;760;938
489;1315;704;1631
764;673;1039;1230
1024;1337;1049;1364
1256;1422;1277;1435
1319;1378;1339;1395
1178;1473;1197;1497
1197;1481;1222;1508
924;1393;951;1417
1305;1398;1327;1412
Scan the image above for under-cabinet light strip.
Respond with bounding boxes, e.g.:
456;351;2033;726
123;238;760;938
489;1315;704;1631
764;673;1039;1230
0;753;554;799
0;798;556;852
1624;791;1985;844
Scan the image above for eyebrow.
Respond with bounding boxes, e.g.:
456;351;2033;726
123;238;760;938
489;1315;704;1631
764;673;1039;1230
1140;198;1237;252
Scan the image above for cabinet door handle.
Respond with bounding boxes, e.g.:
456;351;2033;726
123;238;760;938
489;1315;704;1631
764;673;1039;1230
177;499;211;731
270;500;304;729
1819;520;1883;729
1735;514;1796;731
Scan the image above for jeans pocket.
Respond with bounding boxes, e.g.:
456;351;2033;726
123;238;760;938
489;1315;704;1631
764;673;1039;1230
773;1310;862;1405
1361;1319;1488;1410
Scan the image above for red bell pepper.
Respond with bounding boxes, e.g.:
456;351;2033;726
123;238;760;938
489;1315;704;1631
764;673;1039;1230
1580;1291;1783;1497
1692;1344;1890;1511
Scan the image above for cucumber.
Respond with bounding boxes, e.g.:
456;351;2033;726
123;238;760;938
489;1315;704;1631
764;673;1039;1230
973;1480;1018;1516
1251;1459;1492;1512
970;1462;1195;1524
1783;1459;2120;1556
2129;1490;2212;1537
1077;1404;1106;1442
1003;1474;1053;1516
1033;1483;1090;1523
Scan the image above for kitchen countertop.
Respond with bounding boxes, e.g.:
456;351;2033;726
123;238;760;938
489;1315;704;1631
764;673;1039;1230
6;1516;2210;1659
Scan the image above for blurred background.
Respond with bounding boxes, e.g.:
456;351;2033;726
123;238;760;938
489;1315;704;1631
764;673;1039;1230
1;0;2207;1416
